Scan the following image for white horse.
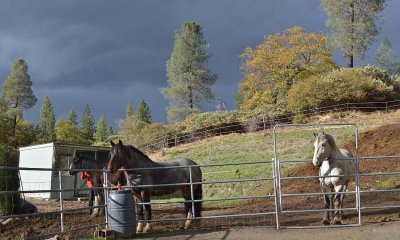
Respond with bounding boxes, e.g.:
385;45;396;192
312;132;355;225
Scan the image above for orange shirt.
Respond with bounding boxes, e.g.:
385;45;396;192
80;172;94;189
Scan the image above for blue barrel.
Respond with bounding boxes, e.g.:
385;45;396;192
107;190;136;237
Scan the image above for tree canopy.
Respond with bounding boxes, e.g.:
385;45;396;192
238;26;337;111
321;0;386;67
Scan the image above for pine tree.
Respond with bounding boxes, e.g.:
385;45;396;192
375;37;400;75
94;114;107;143
66;108;78;126
108;125;115;136
136;100;152;124
161;21;217;122
38;96;56;142
1;59;37;146
125;101;134;119
321;0;386;67
79;104;95;142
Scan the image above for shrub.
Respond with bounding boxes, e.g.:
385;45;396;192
287;68;397;111
0;145;20;215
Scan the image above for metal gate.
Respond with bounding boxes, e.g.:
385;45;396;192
272;123;361;229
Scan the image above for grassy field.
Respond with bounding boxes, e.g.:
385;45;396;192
148;110;400;205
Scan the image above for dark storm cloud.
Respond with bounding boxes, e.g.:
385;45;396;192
0;0;399;125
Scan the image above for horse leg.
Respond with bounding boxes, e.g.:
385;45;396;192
136;203;145;232
333;185;346;225
99;188;105;216
88;189;94;214
142;191;152;233
91;191;101;217
181;187;194;230
321;182;331;225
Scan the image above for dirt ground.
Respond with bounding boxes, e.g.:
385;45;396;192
1;123;400;239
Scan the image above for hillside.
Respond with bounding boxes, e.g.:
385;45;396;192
149;110;400;201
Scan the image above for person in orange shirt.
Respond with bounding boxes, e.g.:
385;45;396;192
81;171;95;214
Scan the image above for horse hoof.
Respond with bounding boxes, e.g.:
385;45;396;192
322;220;330;225
143;223;152;233
333;220;342;225
136;222;145;232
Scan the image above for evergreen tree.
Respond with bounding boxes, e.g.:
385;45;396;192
125;101;134;119
321;0;386;67
1;59;37;145
94;114;107;143
136;100;152;124
108;125;115;136
66;108;78;126
375;37;400;75
161;21;217;123
79;104;95;142
38;96;56;142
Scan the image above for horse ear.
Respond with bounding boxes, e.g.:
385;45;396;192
322;131;326;135
118;140;123;145
313;132;318;138
110;140;115;146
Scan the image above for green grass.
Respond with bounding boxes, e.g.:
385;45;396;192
149;110;400;206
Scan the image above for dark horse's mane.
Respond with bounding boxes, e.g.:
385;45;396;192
125;145;154;162
76;155;108;169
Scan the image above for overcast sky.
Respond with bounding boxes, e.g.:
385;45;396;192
0;0;399;127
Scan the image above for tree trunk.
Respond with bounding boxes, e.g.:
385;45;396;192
347;54;353;68
188;86;193;109
348;1;355;68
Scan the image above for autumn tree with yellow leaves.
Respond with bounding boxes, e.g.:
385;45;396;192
237;26;337;112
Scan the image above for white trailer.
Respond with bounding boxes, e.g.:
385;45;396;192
19;142;110;199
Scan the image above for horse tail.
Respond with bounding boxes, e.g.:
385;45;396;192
193;183;202;218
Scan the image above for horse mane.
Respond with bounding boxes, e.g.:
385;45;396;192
77;155;108;169
320;133;338;151
122;144;158;168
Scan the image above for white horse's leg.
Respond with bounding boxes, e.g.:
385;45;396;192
91;194;101;217
143;223;152;233
136;222;145;232
320;182;331;225
333;184;347;225
184;211;193;230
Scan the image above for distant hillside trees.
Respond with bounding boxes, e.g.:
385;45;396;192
37;96;56;142
238;26;337;112
66;108;78;126
136;100;152;124
321;0;386;67
79;104;95;142
162;21;217;123
94;114;108;143
118;100;154;145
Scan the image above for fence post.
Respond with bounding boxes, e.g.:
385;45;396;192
103;168;109;229
386;101;388;113
58;171;64;233
188;166;196;218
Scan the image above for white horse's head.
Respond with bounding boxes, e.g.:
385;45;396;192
312;132;334;168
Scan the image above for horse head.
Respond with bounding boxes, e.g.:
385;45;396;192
108;140;129;173
69;155;83;175
312;131;335;168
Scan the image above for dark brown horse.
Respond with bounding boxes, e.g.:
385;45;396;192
69;155;126;216
107;140;203;233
